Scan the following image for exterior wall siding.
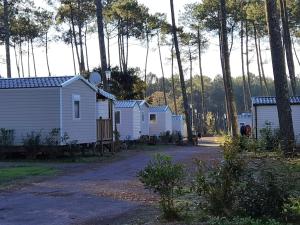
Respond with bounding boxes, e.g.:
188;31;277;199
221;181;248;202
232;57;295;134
165;110;173;133
132;104;141;140
149;113;166;136
0;88;60;145
254;105;300;145
115;108;133;140
140;104;149;136
62;80;96;144
96;100;109;119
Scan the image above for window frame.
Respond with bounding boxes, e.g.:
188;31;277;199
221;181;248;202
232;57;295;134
115;110;121;125
72;94;81;120
149;113;157;124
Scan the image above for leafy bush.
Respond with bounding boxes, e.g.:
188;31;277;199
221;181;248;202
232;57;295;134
44;128;60;146
0;128;14;146
236;169;290;218
195;148;245;216
138;154;184;220
260;122;280;151
196;137;291;219
159;131;172;144
23;131;42;148
208;216;284;225
172;132;183;145
283;198;300;222
138;135;149;144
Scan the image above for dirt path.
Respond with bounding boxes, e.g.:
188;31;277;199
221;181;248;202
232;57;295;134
0;138;221;225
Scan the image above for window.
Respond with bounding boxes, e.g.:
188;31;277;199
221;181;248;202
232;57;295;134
115;111;121;125
142;112;145;122
73;95;80;119
150;114;156;123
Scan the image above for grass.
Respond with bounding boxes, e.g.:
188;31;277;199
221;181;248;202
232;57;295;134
0;166;58;184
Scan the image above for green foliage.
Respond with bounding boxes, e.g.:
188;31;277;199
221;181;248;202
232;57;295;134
283;198;300;221
0;128;14;146
159;131;172;144
196;137;292;219
195;147;245;216
259;122;281;152
208;216;284;225
138;154;184;220
23;131;42;148
44;128;60;146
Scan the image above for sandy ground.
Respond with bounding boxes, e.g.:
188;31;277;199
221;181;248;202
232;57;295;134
0;137;221;225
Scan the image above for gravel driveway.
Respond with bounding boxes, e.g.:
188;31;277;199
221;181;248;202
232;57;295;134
0;139;221;225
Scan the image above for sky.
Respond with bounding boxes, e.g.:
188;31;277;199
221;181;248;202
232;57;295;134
0;0;300;79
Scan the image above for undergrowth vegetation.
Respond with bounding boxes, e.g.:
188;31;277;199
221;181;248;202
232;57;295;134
138;134;300;225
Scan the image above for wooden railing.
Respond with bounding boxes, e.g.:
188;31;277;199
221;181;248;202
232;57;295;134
97;119;113;141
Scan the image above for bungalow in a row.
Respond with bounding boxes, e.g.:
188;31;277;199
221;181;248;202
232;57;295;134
252;96;300;145
0;75;114;146
149;105;173;136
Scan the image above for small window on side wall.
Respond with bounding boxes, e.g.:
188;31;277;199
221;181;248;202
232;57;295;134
115;111;121;124
150;114;156;123
73;95;80;119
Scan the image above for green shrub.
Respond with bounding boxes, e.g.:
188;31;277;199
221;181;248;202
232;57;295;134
44;128;60;146
236;170;290;218
138;154;184;220
260;122;280;151
283;198;300;222
159;131;172;144
23;131;42;148
208;216;284;225
195;149;245;216
0;128;14;146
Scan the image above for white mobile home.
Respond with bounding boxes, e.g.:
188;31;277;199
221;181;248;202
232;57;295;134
252;96;300;145
114;100;141;140
0;76;97;145
172;115;187;137
136;100;150;136
237;113;252;130
0;76;114;146
149;106;172;136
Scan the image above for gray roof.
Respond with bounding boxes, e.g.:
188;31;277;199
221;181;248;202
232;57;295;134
0;76;73;89
98;89;116;101
115;100;139;108
252;96;300;106
149;105;170;113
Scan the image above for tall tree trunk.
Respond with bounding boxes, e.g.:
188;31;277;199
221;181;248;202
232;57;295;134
292;39;300;67
265;0;295;155
144;31;149;97
157;32;167;105
70;27;77;75
245;20;252;96
189;46;194;131
279;0;297;95
70;8;81;74
84;24;90;72
13;44;20;78
77;0;86;74
27;39;30;77
31;39;37;77
171;42;178;115
240;21;249;112
253;24;264;95
95;0;108;89
4;0;11;78
170;0;193;143
258;35;270;95
220;0;239;137
197;28;206;134
106;26;111;68
19;42;24;77
219;31;231;133
45;33;51;76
